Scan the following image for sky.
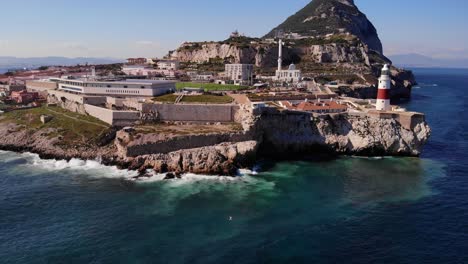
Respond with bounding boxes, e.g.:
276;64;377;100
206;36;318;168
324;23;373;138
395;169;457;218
0;0;467;59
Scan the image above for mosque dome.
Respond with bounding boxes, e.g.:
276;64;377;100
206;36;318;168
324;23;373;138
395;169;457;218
288;64;296;70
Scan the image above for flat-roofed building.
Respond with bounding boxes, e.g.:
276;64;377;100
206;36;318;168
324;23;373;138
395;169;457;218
225;64;254;85
275;64;302;83
126;58;148;65
55;78;175;97
122;65;161;76
157;60;180;71
26;80;58;97
0;84;26;93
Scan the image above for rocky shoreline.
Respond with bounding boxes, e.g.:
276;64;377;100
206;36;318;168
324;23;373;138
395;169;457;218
0;108;431;177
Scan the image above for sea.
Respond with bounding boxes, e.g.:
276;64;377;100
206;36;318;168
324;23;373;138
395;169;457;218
0;68;467;264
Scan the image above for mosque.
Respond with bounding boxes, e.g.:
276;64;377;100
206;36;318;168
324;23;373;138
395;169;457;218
275;39;302;83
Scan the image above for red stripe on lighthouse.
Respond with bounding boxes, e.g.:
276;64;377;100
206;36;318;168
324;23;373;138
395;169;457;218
377;89;390;100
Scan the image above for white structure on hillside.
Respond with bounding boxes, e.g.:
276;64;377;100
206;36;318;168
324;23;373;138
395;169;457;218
225;64;254;85
275;39;302;83
122;65;161;76
157;60;180;71
53;78;175;97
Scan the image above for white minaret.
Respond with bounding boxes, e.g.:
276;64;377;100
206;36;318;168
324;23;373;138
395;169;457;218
278;39;283;71
376;64;391;111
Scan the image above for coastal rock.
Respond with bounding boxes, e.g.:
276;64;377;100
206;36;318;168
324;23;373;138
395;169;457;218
252;109;431;157
130;141;259;175
0;107;430;175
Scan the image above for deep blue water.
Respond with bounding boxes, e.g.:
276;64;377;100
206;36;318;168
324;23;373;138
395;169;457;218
1;68;468;263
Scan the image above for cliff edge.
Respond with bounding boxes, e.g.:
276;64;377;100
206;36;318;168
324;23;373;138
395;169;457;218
0;107;430;176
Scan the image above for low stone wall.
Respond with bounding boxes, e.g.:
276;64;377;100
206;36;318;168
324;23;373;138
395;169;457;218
367;110;425;130
141;103;239;122
116;130;253;157
26;81;58;97
84;104;140;126
47;90;107;106
48;90;85;104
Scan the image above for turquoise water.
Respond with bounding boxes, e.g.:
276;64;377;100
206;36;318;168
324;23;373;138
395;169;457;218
0;68;467;263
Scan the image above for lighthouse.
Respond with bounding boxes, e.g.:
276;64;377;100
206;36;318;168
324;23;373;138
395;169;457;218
376;64;391;111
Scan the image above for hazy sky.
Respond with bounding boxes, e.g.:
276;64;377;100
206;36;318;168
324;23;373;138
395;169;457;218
0;0;467;59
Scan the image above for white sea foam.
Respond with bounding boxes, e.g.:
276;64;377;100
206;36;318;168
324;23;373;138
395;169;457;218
136;170;253;185
1;150;266;184
8;152;139;179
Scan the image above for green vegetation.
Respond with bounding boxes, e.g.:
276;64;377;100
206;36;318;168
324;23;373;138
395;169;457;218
264;0;366;38
135;123;243;136
221;36;261;49
152;94;178;103
152;93;233;104
316;74;363;85
176;82;249;91
95;63;125;76
0;106;110;147
180;94;233;104
37;66;49;71
294;35;353;46
179;58;226;72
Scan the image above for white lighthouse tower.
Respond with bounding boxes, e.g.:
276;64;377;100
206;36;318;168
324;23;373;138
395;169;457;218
277;39;283;71
376;64;391;111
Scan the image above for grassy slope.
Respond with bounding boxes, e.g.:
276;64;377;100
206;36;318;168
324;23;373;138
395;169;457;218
180;95;233;104
176;82;249;91
0;106;110;147
152;94;178;103
152;94;233;104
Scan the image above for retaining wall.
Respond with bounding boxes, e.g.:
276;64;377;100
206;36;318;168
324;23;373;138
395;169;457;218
117;131;253;157
141;103;239;122
84;104;140;126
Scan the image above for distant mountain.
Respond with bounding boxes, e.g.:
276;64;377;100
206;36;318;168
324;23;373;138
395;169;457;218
0;56;123;69
389;53;468;68
264;0;383;53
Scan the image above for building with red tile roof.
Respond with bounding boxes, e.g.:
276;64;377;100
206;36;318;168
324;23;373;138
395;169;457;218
10;90;39;104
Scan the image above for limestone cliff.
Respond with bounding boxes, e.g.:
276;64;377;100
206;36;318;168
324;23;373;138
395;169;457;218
0;108;430;175
169;0;415;99
251;109;430;157
112;108;430;174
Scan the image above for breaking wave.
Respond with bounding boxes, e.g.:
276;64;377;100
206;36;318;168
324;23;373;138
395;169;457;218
0;150;263;183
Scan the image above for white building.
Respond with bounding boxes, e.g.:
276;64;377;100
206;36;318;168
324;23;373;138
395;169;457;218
276;64;302;83
54;78;175;97
275;39;302;83
122;65;161;76
156;60;180;71
225;64;254;85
